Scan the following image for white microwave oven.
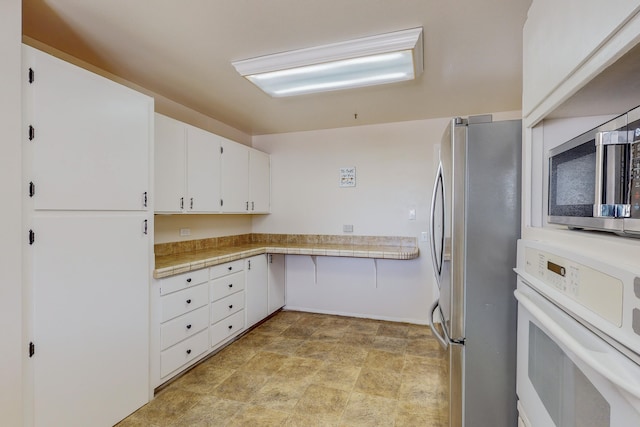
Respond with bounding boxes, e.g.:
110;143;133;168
548;105;640;236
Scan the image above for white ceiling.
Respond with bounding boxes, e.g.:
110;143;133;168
23;0;532;136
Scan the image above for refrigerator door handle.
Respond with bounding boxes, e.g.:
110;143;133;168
429;299;449;349
429;163;445;286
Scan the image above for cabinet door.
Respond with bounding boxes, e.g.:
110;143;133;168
186;125;221;212
220;138;249;213
24;46;151;211
268;254;285;314
245;255;268;328
249;148;271;213
523;0;640;117
155;114;186;213
31;213;149;427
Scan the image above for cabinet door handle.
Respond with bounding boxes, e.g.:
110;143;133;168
186;278;192;283
246;201;249;211
252;201;254;211
228;284;233;288
186;299;192;304
190;197;194;210
228;266;233;271
186;324;192;329
229;304;233;309
143;219;148;235
228;325;233;330
186;349;192;355
180;197;184;210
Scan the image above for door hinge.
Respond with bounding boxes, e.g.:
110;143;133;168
28;181;35;198
248;259;251;270
220;199;223;207
143;191;148;208
28;68;34;84
28;229;35;245
28;125;35;141
29;342;35;358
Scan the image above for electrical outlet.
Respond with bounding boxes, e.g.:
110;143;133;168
420;231;428;242
179;228;191;236
409;209;416;220
343;224;354;233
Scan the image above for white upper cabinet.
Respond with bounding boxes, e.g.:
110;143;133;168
185;126;221;212
154;114;221;213
155;114;270;214
249;148;271;213
24;46;152;211
220;138;249;213
154;114;186;213
523;0;640;118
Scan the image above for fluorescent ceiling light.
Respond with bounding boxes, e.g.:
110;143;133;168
232;28;423;97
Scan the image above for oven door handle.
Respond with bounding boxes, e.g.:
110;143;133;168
515;289;640;400
429;299;449;350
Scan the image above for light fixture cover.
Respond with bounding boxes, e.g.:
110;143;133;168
232;28;423;97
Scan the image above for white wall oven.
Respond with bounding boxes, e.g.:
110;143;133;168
515;240;640;427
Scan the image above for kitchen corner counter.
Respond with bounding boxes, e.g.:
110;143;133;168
154;234;419;279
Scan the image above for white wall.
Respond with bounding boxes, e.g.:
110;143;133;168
155;214;252;244
0;0;23;425
252;112;520;323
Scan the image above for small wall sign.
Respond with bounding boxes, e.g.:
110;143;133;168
339;167;356;187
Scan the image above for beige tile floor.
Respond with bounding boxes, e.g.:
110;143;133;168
117;311;449;427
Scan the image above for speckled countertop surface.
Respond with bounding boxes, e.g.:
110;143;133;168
154;234;419;279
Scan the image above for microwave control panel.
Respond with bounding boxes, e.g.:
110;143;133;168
524;247;623;327
632;139;640;218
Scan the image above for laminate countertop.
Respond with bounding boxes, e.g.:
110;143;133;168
154;234;419;279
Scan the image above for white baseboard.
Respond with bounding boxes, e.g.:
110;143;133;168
283;305;429;326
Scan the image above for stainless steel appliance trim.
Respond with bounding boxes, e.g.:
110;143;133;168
450;120;467;340
428;299;449;349
548;215;624;231
429;163;444;285
549;113;627;157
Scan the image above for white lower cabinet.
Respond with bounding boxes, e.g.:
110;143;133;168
246;255;268;328
160;329;209;378
268;254;285;315
211;310;246;346
153;255;281;387
161;305;209;350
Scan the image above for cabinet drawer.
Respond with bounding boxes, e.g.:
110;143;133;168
161;305;209;350
160;268;209;296
161;283;208;322
211;310;245;347
211;291;245;324
210;271;245;301
160;329;209;378
210;260;244;279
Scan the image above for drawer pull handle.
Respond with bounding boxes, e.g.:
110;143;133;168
186;299;192;304
229;305;233;309
228;266;233;271
228;284;233;288
228;325;233;330
186;349;192;355
186;324;192;329
186;278;192;283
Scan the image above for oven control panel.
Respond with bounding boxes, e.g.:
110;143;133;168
524;247;623;327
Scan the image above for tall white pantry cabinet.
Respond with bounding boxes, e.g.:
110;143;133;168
22;45;153;427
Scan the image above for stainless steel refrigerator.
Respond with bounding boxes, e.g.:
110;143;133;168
429;116;521;427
